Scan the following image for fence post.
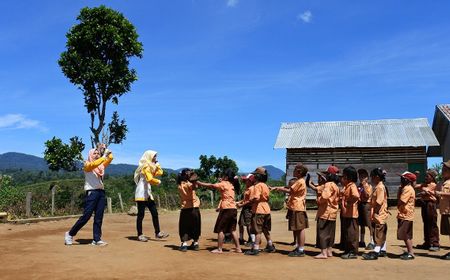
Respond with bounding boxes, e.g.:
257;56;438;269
156;194;160;208
163;192;168;209
70;192;75;215
107;197;112;214
51;187;56;216
209;191;214;208
26;192;32;218
118;193;124;212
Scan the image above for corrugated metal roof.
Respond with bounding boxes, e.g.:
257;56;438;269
274;118;439;149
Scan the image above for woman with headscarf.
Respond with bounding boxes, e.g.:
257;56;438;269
64;144;113;246
134;150;169;242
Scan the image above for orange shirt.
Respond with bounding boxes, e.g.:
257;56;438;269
440;179;450;215
250;182;271;214
316;182;340;221
340;182;360;218
316;184;325;200
213;181;236;209
242;186;254;204
371;182;389;224
178;181;200;209
287;178;307;212
359;181;373;203
397;184;415;221
418;182;437;202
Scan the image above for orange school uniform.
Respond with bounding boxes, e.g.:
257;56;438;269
341;182;360;218
397;184;415;221
250;182;271;214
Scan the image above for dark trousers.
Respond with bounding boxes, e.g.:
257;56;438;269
421;200;440;247
136;199;160;236
341;217;359;253
69;189;106;242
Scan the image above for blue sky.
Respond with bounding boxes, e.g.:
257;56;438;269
0;0;449;171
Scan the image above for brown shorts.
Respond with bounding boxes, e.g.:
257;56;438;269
238;206;253;227
214;209;237;233
179;207;201;242
372;222;387;246
317;219;336;249
397;219;413;240
358;202;372;228
441;214;450;235
341;217;359;253
250;213;271;234
289;211;309;231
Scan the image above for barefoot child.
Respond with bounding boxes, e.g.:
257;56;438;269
134;150;169;242
357;169;374;250
244;167;275;256
177;169;201;252
362;168;389;260
436;160;450;260
415;169;440;251
237;174;256;246
340;166;360;259
272;164;309;257
397;171;416;260
315;171;340;259
65;145;113;246
196;169;242;253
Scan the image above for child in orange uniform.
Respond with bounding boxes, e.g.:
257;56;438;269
237;174;256;246
397;171;416;260
340;166;360;259
196;169;242;254
272;164;309;257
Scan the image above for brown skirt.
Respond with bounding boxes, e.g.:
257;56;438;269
214;209;237;234
397;219;413;240
372;222;387;246
250;213;271;234
441;214;450;235
179;207;201;242
288;211;309;231
238;205;253;227
317;219;336;249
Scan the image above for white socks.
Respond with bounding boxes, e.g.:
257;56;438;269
250;234;256;242
381;242;387;251
268;240;273;246
374;246;381;253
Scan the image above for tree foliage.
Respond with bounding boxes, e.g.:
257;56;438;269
195;155;239;182
44;137;85;172
58;5;143;146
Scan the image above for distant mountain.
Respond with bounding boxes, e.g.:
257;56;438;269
0;152;177;176
263;165;285;180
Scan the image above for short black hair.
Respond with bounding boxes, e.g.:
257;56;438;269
370;168;386;181
254;171;268;183
343;166;358;183
177;168;192;184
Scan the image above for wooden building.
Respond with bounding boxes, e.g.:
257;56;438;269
274;118;439;198
429;104;450;161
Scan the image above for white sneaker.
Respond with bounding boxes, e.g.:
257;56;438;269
138;235;149;242
91;240;108;246
155;232;169;239
64;232;73;245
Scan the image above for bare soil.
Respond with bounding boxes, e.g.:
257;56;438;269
1;209;449;280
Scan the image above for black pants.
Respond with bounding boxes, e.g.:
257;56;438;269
421;200;440;247
136;199;160;236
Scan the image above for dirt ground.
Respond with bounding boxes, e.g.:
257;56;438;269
1;208;449;280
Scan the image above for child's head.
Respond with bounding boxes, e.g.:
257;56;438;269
317;172;327;185
425;169;438;183
443;161;450;180
177;168;192;184
221;168;235;181
370;167;385;184
252;166;268;183
293;163;308;178
341;166;358;185
357;168;369;183
399;172;416;187
241;174;255;188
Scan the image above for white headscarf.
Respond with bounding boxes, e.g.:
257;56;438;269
134;150;157;185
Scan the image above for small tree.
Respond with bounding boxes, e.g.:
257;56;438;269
44;137;85;172
196;155;239;182
58;5;143;147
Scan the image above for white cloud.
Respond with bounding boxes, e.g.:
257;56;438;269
227;0;239;8
0;114;46;131
298;10;312;23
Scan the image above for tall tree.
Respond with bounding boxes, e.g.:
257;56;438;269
58;5;143;147
196;155;239;182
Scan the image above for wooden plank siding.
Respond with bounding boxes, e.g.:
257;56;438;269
284;147;427;200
